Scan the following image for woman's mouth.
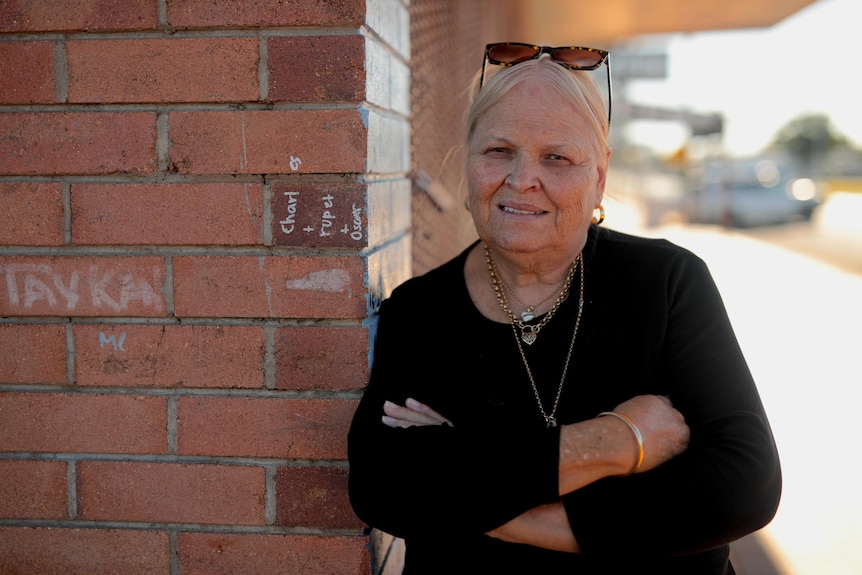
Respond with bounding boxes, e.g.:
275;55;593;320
501;205;545;216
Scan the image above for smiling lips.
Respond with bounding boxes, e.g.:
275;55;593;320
501;205;546;216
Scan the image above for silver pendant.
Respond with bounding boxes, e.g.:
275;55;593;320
545;416;557;428
521;307;535;322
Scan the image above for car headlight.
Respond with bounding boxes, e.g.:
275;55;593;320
787;178;818;202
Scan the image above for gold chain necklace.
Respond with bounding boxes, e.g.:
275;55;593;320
484;245;586;428
485;245;578;345
500;273;566;322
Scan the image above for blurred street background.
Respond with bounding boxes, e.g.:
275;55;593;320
604;184;862;575
599;1;862;570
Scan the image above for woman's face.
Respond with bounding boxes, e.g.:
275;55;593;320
467;79;608;257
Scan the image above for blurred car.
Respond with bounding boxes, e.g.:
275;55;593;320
680;158;822;228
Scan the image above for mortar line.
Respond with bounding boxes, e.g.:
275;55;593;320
62;182;72;245
65;322;76;385
54;38;68;103
167;396;178;454
157;112;170;173
258;35;269;101
67;459;77;519
264;325;276;390
265;465;277;525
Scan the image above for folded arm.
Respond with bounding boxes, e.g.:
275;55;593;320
379;394;690;551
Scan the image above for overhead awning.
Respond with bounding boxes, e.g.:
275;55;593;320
501;0;819;45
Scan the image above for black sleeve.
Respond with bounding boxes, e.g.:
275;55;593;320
563;250;782;556
348;290;562;540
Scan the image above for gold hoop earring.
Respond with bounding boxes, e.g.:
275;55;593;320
592;205;605;225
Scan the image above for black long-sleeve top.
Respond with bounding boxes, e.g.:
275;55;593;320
348;227;782;574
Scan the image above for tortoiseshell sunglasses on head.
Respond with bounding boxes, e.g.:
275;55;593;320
479;42;612;124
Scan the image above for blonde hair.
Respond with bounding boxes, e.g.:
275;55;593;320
466;58;609;155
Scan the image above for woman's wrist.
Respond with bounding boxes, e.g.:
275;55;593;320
597;411;645;475
558;418;638;494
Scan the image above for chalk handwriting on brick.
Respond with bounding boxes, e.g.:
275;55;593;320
339;203;364;241
280;191;299;234
4;264;80;309
99;331;127;352
319;194;335;237
277;189;364;243
289;155;302;171
285;269;350;292
3;264;164;312
350;203;363;241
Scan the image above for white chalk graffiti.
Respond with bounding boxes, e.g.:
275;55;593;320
285;269;351;292
350;203;363;241
2;264;164;312
318;194;336;237
277;191;363;242
99;331;127;351
289;155;302;171
280;190;299;234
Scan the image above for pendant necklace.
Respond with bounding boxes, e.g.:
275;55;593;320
484;245;585;428
485;245;578;345
501;275;565;322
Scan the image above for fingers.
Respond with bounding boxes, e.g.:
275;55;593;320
405;398;453;426
381;398;453;428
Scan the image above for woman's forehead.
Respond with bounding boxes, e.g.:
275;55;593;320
473;85;594;142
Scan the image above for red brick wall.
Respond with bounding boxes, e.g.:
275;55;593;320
0;0;412;573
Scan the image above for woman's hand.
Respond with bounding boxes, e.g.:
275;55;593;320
486;501;580;553
611;394;690;473
381;398;453;428
558;394;690;494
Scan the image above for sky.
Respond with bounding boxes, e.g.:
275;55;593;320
622;0;861;157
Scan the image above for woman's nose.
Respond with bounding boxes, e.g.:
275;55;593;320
504;157;540;191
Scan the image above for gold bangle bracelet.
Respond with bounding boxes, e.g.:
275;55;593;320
598;411;645;476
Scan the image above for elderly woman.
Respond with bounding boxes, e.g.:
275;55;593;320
348;44;781;574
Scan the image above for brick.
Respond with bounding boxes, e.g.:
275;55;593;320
0;182;65;246
0;526;169;573
177;397;356;459
367;109;410;173
71;183;264;246
67;38;259;103
0;0;158;33
77;461;265;524
275;326;368;390
173;255;367;319
168;110;366;175
366;179;412;247
0;324;66;385
167;0;365;28
268;36;365;102
275;466;361;528
0;42;56;104
0;256;167;317
74;324;265;388
178;532;369;575
0;392;166;454
272;183;367;248
0;112;157;176
0;460;68;519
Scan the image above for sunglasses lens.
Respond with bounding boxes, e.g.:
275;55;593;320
487;43;540;64
552;48;605;69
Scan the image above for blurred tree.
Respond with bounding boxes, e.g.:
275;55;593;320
767;114;855;173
